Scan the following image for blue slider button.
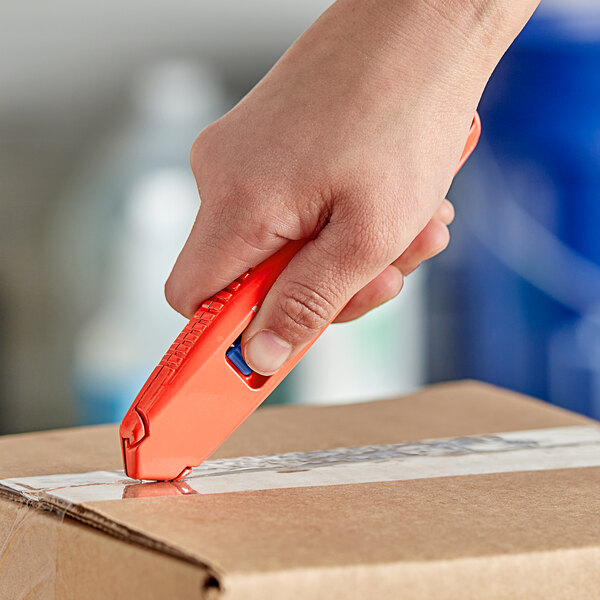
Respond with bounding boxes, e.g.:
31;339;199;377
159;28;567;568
226;336;252;376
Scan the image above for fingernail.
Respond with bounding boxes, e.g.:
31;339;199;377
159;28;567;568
244;330;292;375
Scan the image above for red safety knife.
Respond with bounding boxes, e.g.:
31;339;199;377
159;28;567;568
120;114;481;481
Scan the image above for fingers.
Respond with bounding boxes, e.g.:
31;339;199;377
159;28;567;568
241;222;394;375
393;215;450;276
164;204;283;319
167;191;453;368
434;198;455;226
332;200;454;323
334;266;404;323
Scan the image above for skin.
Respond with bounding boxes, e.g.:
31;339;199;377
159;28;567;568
166;0;541;375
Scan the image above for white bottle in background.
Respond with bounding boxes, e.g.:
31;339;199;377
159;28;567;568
50;61;229;424
73;169;200;423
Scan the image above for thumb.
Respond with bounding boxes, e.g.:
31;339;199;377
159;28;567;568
241;223;394;375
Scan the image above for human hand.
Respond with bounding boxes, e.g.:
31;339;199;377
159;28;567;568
165;0;538;375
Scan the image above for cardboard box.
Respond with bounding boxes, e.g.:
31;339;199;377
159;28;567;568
1;380;599;599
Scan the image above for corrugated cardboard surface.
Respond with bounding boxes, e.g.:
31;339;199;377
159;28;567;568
1;380;599;599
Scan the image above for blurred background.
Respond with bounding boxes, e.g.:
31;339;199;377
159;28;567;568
1;0;599;434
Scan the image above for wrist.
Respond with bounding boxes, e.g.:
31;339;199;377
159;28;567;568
376;0;540;59
330;0;540;106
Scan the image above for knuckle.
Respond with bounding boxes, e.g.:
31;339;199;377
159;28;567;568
190;130;210;171
190;124;224;188
190;122;219;165
278;282;337;339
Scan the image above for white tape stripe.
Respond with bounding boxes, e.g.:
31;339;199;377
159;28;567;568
1;426;599;503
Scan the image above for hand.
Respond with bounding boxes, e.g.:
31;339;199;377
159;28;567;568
336;198;454;323
165;0;538;375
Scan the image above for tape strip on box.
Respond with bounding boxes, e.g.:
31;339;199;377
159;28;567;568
2;425;600;504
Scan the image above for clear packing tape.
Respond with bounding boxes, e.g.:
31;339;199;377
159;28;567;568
3;426;600;503
2;425;600;598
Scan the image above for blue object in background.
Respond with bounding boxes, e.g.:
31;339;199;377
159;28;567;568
428;8;600;418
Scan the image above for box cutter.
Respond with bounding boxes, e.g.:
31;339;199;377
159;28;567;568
120;114;481;481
